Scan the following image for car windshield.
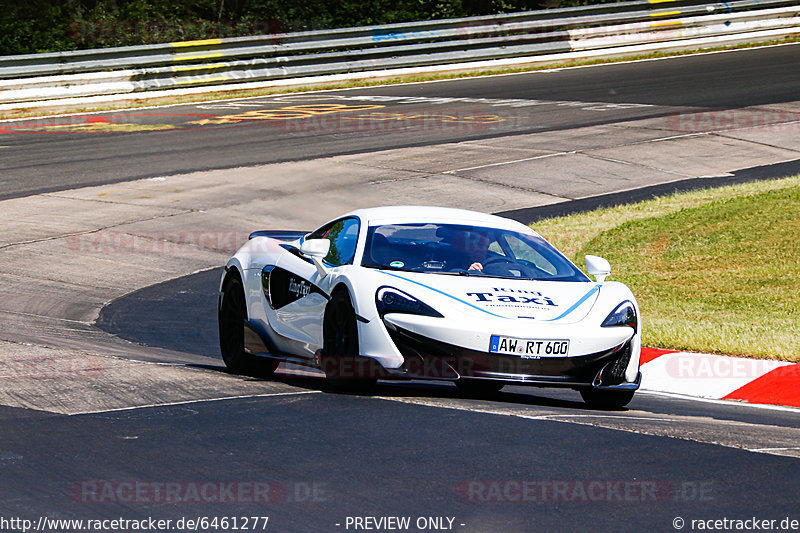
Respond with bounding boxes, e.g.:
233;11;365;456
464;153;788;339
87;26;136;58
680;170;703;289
362;223;590;282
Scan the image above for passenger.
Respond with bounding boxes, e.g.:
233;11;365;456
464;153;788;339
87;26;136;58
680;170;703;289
370;233;395;266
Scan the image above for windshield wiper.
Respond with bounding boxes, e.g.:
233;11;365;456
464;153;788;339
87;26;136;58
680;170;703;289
363;264;462;276
460;270;504;278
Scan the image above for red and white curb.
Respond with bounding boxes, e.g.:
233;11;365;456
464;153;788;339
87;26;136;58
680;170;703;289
640;348;800;409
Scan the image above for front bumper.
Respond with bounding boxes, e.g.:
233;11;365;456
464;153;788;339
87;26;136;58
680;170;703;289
384;323;639;390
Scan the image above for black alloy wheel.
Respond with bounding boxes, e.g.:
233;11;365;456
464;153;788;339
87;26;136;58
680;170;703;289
219;273;278;377
322;289;378;390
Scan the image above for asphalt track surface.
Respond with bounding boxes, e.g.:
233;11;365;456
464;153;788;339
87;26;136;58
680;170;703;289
2;45;800;532
2;44;800;200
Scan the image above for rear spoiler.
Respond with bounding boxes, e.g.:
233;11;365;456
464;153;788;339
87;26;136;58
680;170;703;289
248;230;309;242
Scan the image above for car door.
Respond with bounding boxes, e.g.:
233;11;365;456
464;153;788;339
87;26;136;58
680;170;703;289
265;217;361;356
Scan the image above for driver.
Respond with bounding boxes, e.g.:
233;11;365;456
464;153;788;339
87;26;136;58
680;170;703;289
464;230;491;271
442;228;491;271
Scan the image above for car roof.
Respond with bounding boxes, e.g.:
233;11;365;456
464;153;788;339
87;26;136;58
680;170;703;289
342;206;535;233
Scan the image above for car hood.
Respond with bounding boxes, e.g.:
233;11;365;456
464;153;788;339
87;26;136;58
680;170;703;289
373;270;601;324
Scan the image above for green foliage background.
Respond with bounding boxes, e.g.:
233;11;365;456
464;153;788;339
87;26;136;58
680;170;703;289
0;0;624;55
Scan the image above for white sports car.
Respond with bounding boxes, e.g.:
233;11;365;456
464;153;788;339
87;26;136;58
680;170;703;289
218;206;641;408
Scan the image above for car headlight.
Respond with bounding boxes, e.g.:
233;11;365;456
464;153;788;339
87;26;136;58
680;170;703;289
376;286;443;318
601;301;637;332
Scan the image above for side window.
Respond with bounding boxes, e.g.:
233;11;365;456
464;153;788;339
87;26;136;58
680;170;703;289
488;240;504;255
321;218;360;266
503;234;558;275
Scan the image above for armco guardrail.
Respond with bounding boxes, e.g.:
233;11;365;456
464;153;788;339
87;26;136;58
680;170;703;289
0;0;798;105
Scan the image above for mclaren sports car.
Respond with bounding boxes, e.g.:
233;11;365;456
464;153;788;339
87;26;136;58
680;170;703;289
218;206;642;408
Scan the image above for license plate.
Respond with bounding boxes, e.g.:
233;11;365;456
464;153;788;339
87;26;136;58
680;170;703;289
489;335;569;358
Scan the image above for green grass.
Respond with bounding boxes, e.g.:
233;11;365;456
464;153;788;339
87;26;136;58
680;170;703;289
533;176;800;361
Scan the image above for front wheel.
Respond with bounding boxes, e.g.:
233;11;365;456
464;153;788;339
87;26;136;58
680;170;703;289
321;289;378;390
218;273;278;377
580;388;635;410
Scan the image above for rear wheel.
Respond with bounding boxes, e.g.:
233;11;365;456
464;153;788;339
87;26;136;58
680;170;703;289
218;273;278;377
455;380;504;396
580;388;635;410
322;289;377;390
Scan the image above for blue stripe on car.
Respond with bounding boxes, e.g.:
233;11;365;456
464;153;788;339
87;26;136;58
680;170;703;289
544;285;600;322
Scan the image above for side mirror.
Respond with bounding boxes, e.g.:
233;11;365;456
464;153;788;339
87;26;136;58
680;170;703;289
300;239;330;258
300;239;330;277
585;255;611;283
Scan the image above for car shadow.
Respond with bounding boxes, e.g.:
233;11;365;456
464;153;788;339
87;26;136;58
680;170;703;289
185;361;617;411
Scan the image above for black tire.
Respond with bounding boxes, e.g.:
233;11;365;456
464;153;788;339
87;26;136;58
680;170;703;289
321;289;378;390
455;379;504;396
218;273;278;377
580;388;635;410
